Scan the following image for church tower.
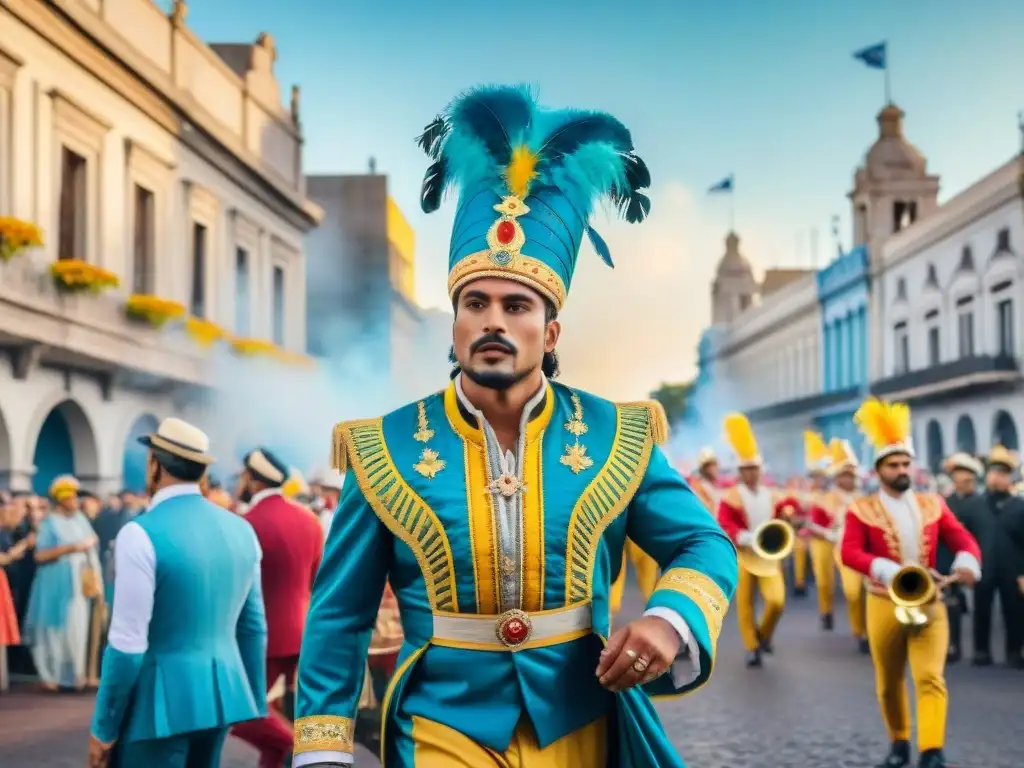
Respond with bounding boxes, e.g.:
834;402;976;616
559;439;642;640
711;231;759;325
851;103;940;380
849;104;940;264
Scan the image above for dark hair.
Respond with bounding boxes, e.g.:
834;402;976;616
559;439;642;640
449;294;560;379
152;447;206;483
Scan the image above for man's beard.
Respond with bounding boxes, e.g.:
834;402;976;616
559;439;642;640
886;474;912;493
239;487;253;504
462;364;534;392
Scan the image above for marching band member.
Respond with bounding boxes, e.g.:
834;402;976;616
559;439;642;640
717;414;799;668
689;448;720;512
841;398;981;768
794;431;830;598
292;85;737;768
809;439;869;652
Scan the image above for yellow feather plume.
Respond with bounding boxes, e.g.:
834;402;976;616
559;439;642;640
505;145;539;199
828;437;846;464
853;397;912;451
723;413;759;462
804;431;828;469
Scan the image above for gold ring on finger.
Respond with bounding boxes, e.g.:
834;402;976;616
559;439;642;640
624;649;637;660
632;657;649;673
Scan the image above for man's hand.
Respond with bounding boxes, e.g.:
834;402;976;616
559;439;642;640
952;566;977;588
595;616;680;692
1017;576;1024;596
87;734;114;768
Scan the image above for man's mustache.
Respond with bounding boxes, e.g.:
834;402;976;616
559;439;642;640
471;334;517;355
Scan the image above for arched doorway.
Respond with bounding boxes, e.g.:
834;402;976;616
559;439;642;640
955;415;977;455
993;410;1019;451
30;399;99;495
925;420;944;475
122;414;159;493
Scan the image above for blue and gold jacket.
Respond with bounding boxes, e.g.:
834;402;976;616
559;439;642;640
294;380;738;767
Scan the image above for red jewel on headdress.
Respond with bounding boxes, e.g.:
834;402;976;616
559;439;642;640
496;220;516;245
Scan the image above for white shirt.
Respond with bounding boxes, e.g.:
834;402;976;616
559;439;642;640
734;484;774;548
868;490;981;585
106;483;262;655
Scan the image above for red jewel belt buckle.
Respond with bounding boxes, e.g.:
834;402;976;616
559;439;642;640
495;609;533;649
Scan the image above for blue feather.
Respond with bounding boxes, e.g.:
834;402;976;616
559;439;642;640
587;226;614;267
445;85;535;167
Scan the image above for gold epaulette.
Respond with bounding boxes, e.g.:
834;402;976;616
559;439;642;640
619;399;670;445
330;419;378;472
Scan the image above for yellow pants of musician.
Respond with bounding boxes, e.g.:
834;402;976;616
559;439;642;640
409;715;606;767
809;539;836;616
625;539;659;600
866;594;949;751
735;567;786;652
791;537;809;588
841;566;867;639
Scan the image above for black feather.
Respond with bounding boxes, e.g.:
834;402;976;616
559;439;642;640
420;157;448;213
538;114;633;163
611;190;651;223
416;116;449;159
622;153;651;191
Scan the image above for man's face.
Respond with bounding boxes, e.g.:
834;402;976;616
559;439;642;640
834;471;857;493
81;497;101;518
452;278;559;391
58;494;79;512
986;467;1012;493
739;466;761;488
701;461;719;483
950;468;977;495
236;470;254;503
877;454;913;493
811;473;828;490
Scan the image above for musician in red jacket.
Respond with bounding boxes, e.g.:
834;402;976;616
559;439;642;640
842;399;981;768
231;448;324;768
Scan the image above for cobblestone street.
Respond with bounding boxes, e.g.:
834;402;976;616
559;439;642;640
2;580;1018;767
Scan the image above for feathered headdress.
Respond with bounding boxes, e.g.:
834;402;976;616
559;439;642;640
723;413;761;467
803;431;829;472
828;439;860;476
417;84;651;309
853;397;914;463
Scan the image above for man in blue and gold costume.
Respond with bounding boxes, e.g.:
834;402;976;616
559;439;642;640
292;85;739;768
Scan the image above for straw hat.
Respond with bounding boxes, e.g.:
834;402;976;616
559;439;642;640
139;417;214;465
987;445;1020;473
243;447;289;486
944;452;983;477
49;474;80;501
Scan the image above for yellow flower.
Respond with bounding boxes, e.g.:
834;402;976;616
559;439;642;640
185;317;227;347
50;260;120;293
125;295;187;328
0;216;44;261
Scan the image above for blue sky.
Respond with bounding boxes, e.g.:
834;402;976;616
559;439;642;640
170;0;1024;397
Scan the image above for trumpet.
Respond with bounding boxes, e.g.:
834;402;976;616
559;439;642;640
737;519;797;577
889;564;940;630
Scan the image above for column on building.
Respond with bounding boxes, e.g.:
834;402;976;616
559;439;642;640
823;323;833;391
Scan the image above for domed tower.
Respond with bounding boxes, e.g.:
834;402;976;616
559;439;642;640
711;231;758;324
849;103;940;261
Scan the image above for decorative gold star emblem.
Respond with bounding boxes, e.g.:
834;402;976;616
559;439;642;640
413;448;445;480
493;196;530;218
564;393;588;437
413;401;434;443
560;443;594;474
490;472;524;498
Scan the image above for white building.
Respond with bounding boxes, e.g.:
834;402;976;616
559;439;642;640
0;0;320;494
708;233;823;475
874;154;1024;470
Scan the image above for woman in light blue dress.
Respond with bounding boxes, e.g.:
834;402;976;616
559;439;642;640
23;476;102;691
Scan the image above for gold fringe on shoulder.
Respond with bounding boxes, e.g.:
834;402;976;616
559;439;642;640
331;422;350;473
620;400;670;445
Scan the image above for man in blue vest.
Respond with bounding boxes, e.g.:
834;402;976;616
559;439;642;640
87;417;268;768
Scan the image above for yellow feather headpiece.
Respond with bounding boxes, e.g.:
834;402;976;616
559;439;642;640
505;145;539;200
723;413;761;467
853;397;914;461
828;439;860;476
804;431;829;471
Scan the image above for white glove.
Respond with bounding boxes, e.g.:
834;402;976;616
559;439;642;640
870;558;901;585
737;530;754;548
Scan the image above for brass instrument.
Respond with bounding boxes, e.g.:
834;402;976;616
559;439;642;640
889;564;939;630
737;519;796;577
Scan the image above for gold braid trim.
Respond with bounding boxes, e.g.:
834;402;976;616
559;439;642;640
655;568;729;647
331;421;353;472
336;419;458;611
619;399;670;445
294;715;355;754
565;403;655;604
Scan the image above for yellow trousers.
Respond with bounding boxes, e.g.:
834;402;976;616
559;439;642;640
866;594;949;751
791;537;809;588
625;539;659;600
735;566;786;652
409;715;606;767
809;538;836;616
609;552;626;614
840;566;867;639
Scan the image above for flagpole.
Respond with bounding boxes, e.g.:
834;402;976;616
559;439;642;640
884;61;892;105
